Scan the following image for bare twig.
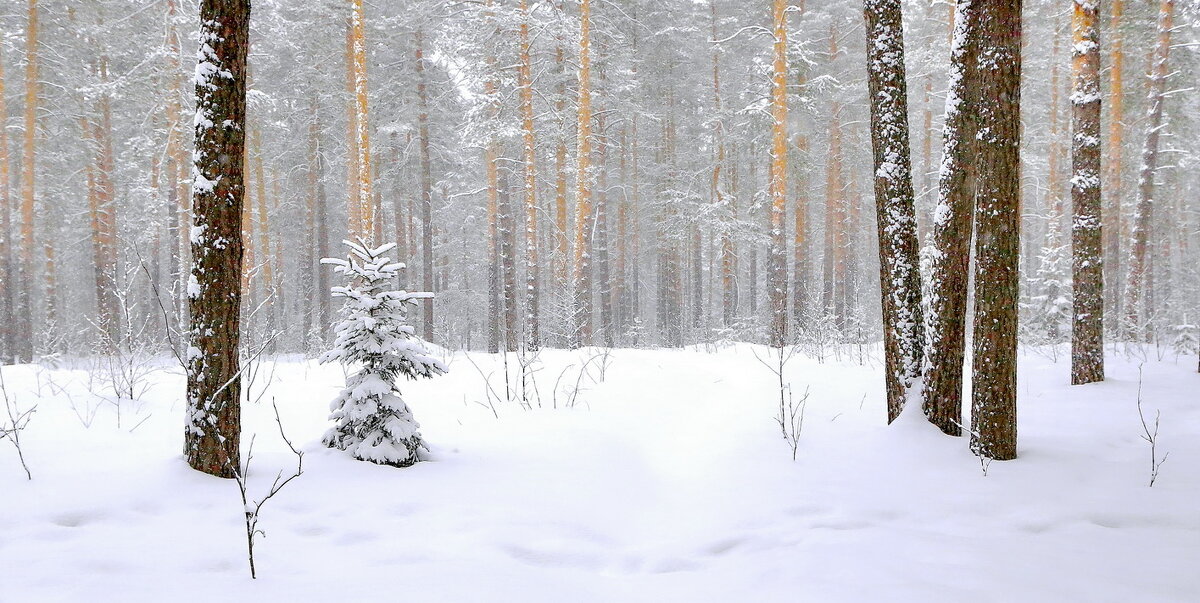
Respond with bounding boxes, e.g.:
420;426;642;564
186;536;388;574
1136;366;1169;487
0;369;36;480
232;398;304;579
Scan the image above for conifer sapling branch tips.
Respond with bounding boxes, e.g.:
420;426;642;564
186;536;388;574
321;239;447;467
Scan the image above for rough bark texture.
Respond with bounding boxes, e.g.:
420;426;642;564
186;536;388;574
922;0;980;437
185;0;250;479
766;0;789;349
971;0;1021;461
1124;0;1173;342
1070;0;1104;385
864;0;924;424
90;50;120;348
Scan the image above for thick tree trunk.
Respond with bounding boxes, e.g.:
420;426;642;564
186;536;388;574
1070;0;1104;385
1124;0;1174;342
922;0;980;437
186;0;249;478
864;0;924;423
971;0;1021;462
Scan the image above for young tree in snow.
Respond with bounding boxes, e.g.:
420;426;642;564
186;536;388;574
1124;0;1175;342
321;240;447;467
971;0;1022;461
1070;0;1104;385
185;0;251;478
922;0;979;437
864;0;924;423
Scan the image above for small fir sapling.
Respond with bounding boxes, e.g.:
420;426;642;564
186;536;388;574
321;239;447;467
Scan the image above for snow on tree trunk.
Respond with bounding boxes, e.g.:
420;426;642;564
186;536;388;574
518;0;540;351
864;0;924;423
1070;0;1104;385
185;0;250;478
971;0;1021;462
15;0;39;363
922;0;979;437
321;240;446;467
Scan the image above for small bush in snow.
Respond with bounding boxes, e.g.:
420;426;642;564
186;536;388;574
321;239;447;467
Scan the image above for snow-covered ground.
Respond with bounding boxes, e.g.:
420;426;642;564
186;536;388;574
2;345;1198;602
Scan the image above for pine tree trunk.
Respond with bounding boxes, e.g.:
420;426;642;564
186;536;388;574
416;29;434;342
0;42;10;363
15;0;38;363
572;0;595;349
1103;0;1125;330
91;50;120;349
518;0;540;350
865;0;924;423
971;0;1021;461
1070;0;1104;385
186;0;249;479
350;0;373;242
499;172;519;352
553;22;571;327
1124;0;1174;342
922;0;979;437
766;0;789;349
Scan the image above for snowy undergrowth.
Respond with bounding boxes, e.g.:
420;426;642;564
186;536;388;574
1;347;1197;602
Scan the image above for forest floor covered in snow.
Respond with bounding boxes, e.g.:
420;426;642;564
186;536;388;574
2;344;1198;602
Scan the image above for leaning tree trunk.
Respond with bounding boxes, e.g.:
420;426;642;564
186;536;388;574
864;0;924;424
185;0;250;478
1070;0;1104;385
971;0;1021;461
922;0;980;437
1124;0;1174;343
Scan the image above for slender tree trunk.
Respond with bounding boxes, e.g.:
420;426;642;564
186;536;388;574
553;15;571;327
766;0;789;349
1103;0;1124;331
186;0;249;478
416;29;434;342
1070;0;1104;384
91;50;120;348
15;0;38;362
499;172;519;352
350;0;373;242
0;43;11;363
596;113;614;348
518;0;540;350
971;0;1021;461
572;0;595;348
923;0;980;437
1124;0;1174;342
864;0;924;423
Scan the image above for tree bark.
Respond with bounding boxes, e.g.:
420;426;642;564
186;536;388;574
922;0;979;437
864;0;924;423
416;29;434;342
518;0;540;350
971;0;1021;461
1070;0;1104;385
15;0;39;363
186;0;250;478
